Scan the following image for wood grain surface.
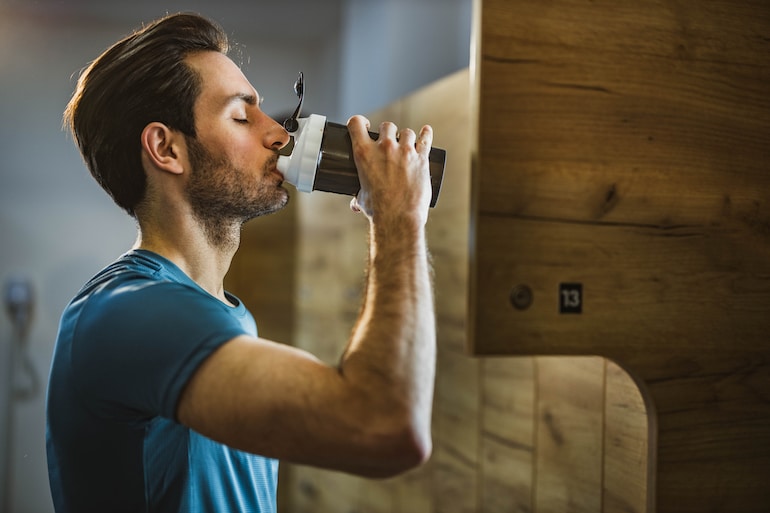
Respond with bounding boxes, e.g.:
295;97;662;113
471;0;770;511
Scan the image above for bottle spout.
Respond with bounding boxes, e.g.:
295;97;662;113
276;114;326;193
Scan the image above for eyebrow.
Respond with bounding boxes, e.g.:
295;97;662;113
225;93;259;107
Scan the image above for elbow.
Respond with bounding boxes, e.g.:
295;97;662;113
360;422;433;479
412;430;433;467
387;425;433;476
398;427;433;473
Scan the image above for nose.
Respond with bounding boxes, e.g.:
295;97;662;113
268;116;291;151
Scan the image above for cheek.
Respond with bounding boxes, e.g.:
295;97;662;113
223;134;258;162
208;139;247;170
201;126;269;172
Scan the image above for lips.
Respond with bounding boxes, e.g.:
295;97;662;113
271;167;285;182
267;154;284;182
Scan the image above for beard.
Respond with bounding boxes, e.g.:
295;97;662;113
184;135;289;249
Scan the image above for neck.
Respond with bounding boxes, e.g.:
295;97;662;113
134;213;241;305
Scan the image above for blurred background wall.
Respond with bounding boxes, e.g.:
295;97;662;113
0;1;472;511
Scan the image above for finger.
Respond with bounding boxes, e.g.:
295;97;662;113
398;127;417;148
379;121;398;141
416;125;433;158
347;115;371;145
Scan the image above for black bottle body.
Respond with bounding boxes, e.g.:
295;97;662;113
314;122;446;208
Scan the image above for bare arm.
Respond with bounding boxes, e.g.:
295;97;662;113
176;116;436;477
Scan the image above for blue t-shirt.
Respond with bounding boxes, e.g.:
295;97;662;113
46;250;278;513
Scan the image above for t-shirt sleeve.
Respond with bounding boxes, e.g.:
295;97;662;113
71;279;250;421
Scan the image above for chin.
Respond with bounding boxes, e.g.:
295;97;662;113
275;186;290;209
247;190;290;221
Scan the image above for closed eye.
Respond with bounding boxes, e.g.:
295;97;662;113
233;118;248;124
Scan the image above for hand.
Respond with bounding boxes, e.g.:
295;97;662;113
347;115;433;226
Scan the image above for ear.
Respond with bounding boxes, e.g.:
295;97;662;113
140;122;185;175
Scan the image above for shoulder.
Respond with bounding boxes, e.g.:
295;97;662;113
76;277;252;348
69;257;255;369
75;252;250;333
65;266;254;418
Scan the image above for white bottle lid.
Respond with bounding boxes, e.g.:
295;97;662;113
276;113;327;193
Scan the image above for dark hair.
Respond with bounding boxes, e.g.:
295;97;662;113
63;13;229;217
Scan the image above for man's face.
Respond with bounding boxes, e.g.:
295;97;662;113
183;51;290;245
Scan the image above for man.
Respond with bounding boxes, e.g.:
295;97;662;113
46;12;436;513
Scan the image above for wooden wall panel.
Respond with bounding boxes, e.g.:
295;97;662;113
534;357;605;513
472;215;770;367
471;0;770;511
604;360;649;513
480;356;535;513
476;0;769;227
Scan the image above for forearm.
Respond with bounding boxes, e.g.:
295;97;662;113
341;217;436;449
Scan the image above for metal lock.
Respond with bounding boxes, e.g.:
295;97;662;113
509;284;533;310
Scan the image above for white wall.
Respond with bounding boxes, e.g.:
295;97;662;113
339;0;472;118
0;1;470;511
